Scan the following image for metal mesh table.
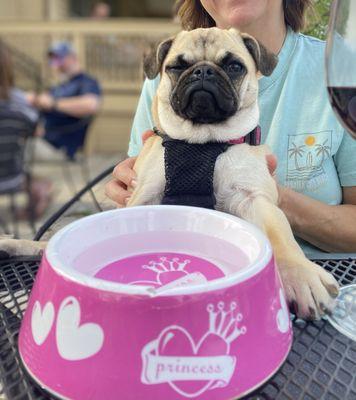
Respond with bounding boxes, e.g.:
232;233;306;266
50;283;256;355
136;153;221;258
0;257;355;400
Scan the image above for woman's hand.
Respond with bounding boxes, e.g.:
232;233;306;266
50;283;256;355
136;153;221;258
105;130;154;206
266;153;277;176
105;157;137;207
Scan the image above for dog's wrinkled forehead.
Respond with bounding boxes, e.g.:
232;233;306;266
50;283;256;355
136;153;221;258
166;28;254;68
143;27;277;81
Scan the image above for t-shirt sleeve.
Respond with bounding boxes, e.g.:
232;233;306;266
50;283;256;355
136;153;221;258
128;78;158;157
334;130;356;187
79;77;102;97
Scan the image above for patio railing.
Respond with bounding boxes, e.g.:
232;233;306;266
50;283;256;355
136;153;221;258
0;19;179;152
0;19;179;92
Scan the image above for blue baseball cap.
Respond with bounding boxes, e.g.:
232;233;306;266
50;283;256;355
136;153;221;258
47;42;75;59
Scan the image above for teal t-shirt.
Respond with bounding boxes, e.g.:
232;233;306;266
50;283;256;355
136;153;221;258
128;28;356;257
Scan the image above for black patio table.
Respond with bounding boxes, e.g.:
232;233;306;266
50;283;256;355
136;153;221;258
0;255;355;400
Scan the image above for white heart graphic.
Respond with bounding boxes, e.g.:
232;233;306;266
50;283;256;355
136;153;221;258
277;289;290;333
56;296;104;361
31;301;55;345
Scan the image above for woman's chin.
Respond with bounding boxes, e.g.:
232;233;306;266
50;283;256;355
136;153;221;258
221;10;261;29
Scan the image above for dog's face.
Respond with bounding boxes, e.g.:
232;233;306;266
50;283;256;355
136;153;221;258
144;28;277;142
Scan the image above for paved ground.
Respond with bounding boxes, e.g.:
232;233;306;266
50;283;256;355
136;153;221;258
0;140;126;240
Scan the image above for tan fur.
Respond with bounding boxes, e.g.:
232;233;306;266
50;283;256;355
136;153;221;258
127;136;165;206
0;238;47;257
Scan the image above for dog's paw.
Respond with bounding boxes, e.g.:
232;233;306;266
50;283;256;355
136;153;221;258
0;238;45;259
279;258;339;320
0;239;19;259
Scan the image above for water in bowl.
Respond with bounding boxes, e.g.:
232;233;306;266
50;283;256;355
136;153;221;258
73;230;254;291
95;252;226;291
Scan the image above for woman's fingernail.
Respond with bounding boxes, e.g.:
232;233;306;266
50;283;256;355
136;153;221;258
125;197;131;205
131;179;138;188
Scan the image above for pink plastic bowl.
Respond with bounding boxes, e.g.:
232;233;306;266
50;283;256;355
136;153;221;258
19;206;292;400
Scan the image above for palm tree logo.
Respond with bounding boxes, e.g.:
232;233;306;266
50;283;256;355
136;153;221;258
288;142;305;170
315;139;331;163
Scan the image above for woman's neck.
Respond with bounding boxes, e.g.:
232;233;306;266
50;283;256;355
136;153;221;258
243;18;287;55
218;5;287;54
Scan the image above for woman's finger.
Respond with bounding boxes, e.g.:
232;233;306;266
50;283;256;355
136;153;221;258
105;179;132;207
142;130;154;143
266;154;278;176
112;157;137;187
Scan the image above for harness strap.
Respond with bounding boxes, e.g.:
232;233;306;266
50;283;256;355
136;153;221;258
153;126;261;209
160;135;229;209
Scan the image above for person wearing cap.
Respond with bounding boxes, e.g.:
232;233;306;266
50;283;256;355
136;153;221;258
90;2;111;19
31;42;102;159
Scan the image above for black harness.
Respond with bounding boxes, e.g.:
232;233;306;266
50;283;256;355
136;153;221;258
154;127;261;210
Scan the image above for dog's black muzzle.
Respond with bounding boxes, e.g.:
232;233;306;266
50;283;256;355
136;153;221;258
171;64;238;124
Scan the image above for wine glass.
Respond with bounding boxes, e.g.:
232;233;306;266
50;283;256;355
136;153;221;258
326;0;356;139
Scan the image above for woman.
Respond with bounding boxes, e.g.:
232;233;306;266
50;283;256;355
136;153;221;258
106;0;356;256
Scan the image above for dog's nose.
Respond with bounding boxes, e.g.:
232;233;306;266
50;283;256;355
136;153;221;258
192;65;215;79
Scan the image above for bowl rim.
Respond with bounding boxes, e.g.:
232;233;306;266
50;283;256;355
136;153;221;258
46;206;273;296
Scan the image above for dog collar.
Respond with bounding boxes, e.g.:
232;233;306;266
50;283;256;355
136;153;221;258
153;126;261;146
228;126;261;146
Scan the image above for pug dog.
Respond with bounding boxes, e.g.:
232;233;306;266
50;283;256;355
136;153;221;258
126;27;339;320
0;27;339;320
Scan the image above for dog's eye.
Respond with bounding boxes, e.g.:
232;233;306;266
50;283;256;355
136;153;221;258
227;61;243;73
166;65;185;72
166;61;190;73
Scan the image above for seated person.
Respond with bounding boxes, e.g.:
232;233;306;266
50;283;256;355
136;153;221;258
31;42;102;160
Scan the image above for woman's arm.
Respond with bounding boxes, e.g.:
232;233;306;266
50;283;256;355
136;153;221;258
279;185;356;253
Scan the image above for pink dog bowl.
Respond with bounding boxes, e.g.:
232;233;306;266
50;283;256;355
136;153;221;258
19;206;292;400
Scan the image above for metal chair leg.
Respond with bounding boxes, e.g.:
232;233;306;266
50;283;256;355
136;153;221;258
80;155;102;212
0;214;10;235
9;194;19;239
62;162;78;196
62;159;102;212
26;174;36;235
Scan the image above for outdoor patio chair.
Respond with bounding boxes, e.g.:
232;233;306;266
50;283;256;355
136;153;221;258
0;109;37;237
34;116;102;211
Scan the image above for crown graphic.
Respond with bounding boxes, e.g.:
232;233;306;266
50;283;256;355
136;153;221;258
143;257;191;275
207;301;246;344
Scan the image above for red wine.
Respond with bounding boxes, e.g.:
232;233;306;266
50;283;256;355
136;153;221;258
328;86;356;137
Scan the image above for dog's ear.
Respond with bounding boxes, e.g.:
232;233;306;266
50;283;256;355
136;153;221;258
144;37;174;80
241;33;278;77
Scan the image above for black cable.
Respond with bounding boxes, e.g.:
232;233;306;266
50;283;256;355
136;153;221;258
33;164;115;242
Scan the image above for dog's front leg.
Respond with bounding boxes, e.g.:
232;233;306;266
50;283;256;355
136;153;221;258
126;136;166;207
231;196;339;320
0;237;47;259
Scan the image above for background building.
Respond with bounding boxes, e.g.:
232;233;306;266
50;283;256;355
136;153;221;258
0;0;177;154
0;0;176;20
